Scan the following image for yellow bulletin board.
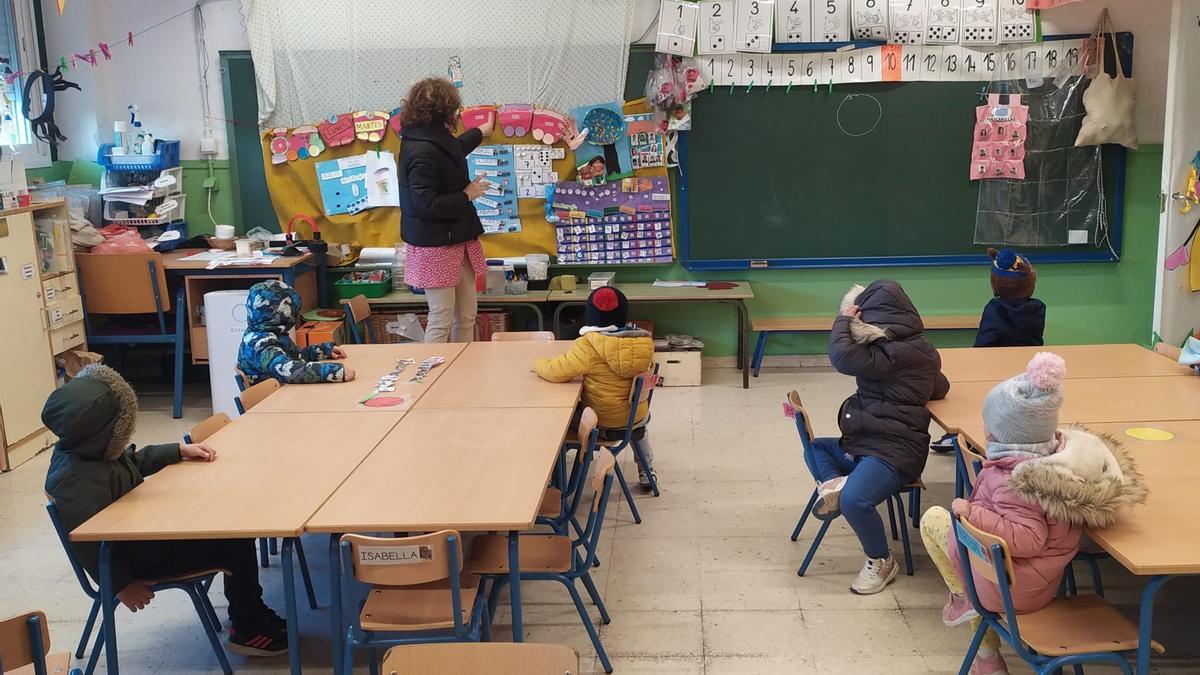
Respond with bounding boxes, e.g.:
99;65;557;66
260;100;668;260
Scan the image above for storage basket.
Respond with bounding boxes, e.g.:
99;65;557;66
335;271;393;299
103;193;185;227
97;141;181;171
368;310;509;343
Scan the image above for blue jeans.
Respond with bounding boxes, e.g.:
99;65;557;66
804;437;906;559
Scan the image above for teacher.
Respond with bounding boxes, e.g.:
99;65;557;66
397;77;494;343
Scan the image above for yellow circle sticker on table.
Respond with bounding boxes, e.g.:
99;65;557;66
1124;427;1175;442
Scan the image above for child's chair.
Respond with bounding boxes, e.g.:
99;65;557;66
0;610;81;675
785;391;923;577
466;451;618;674
537;407;600;538
184;413;318;609
1153;341;1182;360
491;331;555;342
45;500;233;675
952;513;1162;674
338;531;489;674
342;294;375;344
598;365;661;524
955;432;987;496
235;378;281;414
382;643;578;674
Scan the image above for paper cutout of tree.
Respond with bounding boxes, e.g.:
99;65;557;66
583;107;625;178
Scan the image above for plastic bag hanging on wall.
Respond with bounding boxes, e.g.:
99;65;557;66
969;93;1027;181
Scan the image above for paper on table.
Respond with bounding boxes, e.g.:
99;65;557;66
652;279;707;288
176;250;235;262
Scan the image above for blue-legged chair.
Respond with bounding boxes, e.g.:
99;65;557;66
46;502;232;675
338;531;490;674
0;610;82;675
75;251;186;418
234;378;280;415
342;294;376;344
952;513;1163;674
183;412;318;610
785;391;922;577
467;451;618;674
597;366;661;525
381;643;578;673
537;407;600;538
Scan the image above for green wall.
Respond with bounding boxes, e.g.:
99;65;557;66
603;145;1162;357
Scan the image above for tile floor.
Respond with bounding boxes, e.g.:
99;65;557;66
2;368;1199;673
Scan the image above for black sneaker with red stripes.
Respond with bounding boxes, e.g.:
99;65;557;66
227;619;288;657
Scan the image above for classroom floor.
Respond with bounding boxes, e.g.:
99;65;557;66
2;368;1199;674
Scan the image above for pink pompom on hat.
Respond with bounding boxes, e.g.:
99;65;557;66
982;352;1066;446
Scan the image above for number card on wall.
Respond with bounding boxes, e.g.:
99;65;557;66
890;0;925;45
776;0;812;43
860;46;884;81
961;0;998;45
815;0;851;42
736;0;775;52
998;0;1035;44
919;45;942;80
781;54;802;83
941;45;964;80
657;0;700;55
716;53;739;84
926;0;960;44
852;0;888;40
699;1;737;54
900;45;920;79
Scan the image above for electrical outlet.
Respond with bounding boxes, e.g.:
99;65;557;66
202;177;217;190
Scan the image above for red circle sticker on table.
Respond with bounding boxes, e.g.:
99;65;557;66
363;396;406;408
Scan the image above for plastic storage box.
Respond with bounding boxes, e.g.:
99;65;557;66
97;141;181;171
335;271;393;299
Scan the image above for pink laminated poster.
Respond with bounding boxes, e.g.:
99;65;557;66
970;93;1028;181
531;108;569;145
288;125;324;161
354;110;390;142
389;107;402;137
319;113;356;147
498;104;534;137
268;128;289;165
460;105;496;131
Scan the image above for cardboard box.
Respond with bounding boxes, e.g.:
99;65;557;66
654;351;701;387
296;320;344;347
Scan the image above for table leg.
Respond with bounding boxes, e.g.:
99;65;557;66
329;534;343;675
99;541;120;675
508;531;523;642
551;302;569;339
732;300;750;389
528;303;545;331
1136;575;1172;674
281;538;302;675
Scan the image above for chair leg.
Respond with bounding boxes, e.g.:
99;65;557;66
791;489;818;542
83;624;104;675
368;647;380;675
185;585;234;675
797;519;833;576
487;577;507;621
631;439;660;497
563;579;612;674
295;539;319;610
574;551;610;624
269;537;279;555
200;580;222;631
342;635;355;675
172;314;185;419
910;488;921;530
259;537;270;568
895;494;914;576
887;497;899;541
751;331;768;377
1081;554;1105;597
613;461;642;524
958;621;988;675
75;600;100;659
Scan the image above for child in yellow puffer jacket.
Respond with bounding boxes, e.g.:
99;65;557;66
535;286;657;487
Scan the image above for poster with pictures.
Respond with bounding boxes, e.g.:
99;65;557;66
466;145;521;234
552;178;674;265
998;0;1036;44
925;0;960;44
852;0;888;40
656;0;699;55
889;0;925;44
776;0;812;43
961;0;998;45
699;0;737;53
625;113;666;169
735;0;775;52
570;102;635;185
815;0;851;42
513;145;563;199
315;151;399;217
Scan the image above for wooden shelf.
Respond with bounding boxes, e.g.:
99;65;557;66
0;198;66;218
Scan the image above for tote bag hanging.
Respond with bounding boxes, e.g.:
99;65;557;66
1075;9;1137;149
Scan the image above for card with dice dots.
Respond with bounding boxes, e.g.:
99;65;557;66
998;0;1035;44
655;0;699;56
924;0;960;44
735;0;775;53
889;0;925;44
817;0;851;42
775;0;812;43
960;0;998;45
699;1;737;54
852;0;889;41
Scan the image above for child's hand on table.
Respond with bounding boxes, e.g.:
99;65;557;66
343;367;357;382
951;498;972;519
332;346;348;359
181;443;217;461
117;581;155;611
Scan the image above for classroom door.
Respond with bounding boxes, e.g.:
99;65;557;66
1154;0;1200;345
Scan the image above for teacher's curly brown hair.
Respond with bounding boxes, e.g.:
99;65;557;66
400;77;461;129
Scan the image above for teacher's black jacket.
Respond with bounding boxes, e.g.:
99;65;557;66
398;124;484;247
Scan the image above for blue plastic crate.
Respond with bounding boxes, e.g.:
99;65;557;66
153;221;188;252
97;140;181;171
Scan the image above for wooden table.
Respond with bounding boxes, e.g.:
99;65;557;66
549;282;754;388
247;343;467;414
414;341;580;409
938;344;1191;383
71;412;404;675
160;248;314;271
368;289;552;330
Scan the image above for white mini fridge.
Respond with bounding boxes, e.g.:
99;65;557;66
204;290;250;417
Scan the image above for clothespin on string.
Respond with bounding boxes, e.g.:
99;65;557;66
98;42;111;60
728;82;734;95
827;79;833;94
765;79;772;93
745;80;754;94
127;31;134;47
785;82;792;95
709;79;714;95
59;55;67;72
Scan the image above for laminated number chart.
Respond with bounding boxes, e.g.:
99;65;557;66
466;145;521;234
552;177;674;264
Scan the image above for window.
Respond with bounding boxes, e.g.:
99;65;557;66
0;0;47;166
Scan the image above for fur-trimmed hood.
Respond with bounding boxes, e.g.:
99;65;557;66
41;363;138;461
840;281;924;344
1008;427;1148;529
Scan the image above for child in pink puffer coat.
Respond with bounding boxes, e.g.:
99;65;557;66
920;353;1147;675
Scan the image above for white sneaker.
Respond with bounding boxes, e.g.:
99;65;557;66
850;555;898;595
813;477;847;521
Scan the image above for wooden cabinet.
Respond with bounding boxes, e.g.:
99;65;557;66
0;200;85;470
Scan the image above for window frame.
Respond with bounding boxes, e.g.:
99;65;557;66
6;0;48;167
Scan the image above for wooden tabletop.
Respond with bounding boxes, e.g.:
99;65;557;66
938;344;1190;383
414;341;581;410
161;248;313;270
306;407;572;533
71;412;403;541
548;281;753;302
1072;421;1200;575
368;289;551;305
246;343;467;414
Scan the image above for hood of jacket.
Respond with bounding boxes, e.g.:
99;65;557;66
581;326;654;378
840;280;924;344
1008;427;1148;529
246;280;301;335
41;364;137;461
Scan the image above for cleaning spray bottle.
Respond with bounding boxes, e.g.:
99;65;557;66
127;104;147;154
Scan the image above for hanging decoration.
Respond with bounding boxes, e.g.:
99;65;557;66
22;68;80;143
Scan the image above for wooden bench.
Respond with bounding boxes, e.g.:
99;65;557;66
751;314;980;377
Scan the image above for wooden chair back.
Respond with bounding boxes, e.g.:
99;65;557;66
491;331;555;342
234;369;251;392
381;643;579;674
955;514;1016;587
76;252;170;314
237;379;280;412
1154;341;1182;360
342;531;461;587
786;390;816;446
342;294;373;343
0;611;50;673
629;369;657;406
187;413;231;444
576;407;598;466
589;450;617;514
958;433;987;489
